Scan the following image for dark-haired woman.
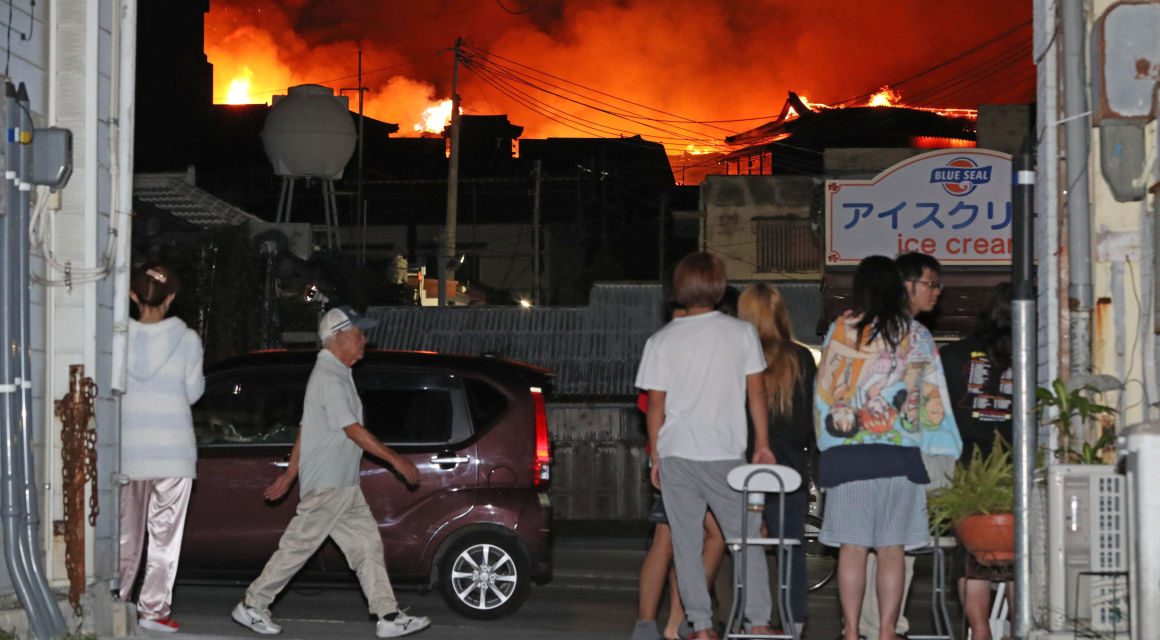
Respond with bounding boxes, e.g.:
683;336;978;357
939;283;1014;640
119;264;205;633
814;255;960;640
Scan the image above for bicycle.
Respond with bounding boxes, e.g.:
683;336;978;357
804;469;837;591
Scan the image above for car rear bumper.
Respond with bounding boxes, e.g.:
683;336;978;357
520;491;553;584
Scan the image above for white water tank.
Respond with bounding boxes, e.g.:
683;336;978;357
261;84;356;179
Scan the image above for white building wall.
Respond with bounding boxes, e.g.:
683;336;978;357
0;2;130;633
1086;0;1158;427
44;0;121;594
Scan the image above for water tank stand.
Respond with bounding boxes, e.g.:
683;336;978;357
321;178;341;250
274;176;341;250
275;176;296;224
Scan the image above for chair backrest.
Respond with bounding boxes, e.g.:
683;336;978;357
727;464;802;494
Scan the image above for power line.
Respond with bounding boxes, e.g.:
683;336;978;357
463;51;737;149
462;43;744;136
832;18;1032;107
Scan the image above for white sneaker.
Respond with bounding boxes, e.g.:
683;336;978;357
376;611;431;638
231;602;282;635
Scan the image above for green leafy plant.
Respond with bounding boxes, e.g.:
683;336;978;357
928;433;1014;534
1035;378;1117;464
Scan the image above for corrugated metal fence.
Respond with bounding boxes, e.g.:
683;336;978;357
366;281;821;520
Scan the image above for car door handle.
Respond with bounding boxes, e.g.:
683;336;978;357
271;461;289;469
429;455;470;464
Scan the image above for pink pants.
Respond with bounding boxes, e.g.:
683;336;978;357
119;477;193;620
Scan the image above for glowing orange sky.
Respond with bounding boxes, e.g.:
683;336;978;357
205;0;1034;150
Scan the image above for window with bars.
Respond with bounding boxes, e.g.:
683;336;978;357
755;218;821;273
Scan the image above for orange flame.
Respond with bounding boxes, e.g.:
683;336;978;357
414;99;454;134
867;86;902;107
226;67;256;104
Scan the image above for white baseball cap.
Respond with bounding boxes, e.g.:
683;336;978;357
318;305;378;342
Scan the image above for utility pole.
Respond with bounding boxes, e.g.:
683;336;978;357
357;49;366;266
439;37;463;307
657;194;666;282
532;160;542;305
1011;140;1037;640
340;50;367;265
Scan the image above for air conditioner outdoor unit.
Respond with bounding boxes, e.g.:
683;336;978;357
1045;464;1128;636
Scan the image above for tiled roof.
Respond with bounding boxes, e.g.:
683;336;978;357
366;283;664;398
135;173;265;228
365;281;822;398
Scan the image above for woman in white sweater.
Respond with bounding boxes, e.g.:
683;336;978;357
119;264;204;634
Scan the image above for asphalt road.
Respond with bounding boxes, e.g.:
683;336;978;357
108;535;962;640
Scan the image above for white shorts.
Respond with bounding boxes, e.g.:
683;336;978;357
820;475;931;550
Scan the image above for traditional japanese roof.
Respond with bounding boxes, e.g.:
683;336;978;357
134;172;265;228
722;92;976;170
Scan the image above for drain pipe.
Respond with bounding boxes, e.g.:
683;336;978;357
1062;0;1092;377
16;83;67;635
1;82;50;640
108;0;139;601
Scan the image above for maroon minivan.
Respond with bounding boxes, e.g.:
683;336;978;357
180;349;553;619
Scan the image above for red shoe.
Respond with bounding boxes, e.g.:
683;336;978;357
139;616;180;633
689;631;718;640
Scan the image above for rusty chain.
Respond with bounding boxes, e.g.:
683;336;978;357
55;364;98;615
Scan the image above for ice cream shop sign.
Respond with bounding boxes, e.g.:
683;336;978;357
825;148;1013;265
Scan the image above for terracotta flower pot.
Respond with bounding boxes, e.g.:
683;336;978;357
956;513;1015;566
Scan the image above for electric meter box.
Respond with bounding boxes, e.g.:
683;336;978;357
30;127;72;190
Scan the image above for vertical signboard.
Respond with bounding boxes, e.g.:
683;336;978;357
825;149;1013;265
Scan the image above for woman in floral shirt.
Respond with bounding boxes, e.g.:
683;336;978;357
814;255;960;640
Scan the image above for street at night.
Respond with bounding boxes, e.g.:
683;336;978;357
133;535;953;640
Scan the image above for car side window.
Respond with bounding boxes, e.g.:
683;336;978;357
192;372;306;446
358;371;455;445
463;377;509;430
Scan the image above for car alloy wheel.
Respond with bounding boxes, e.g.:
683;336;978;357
439;532;530;619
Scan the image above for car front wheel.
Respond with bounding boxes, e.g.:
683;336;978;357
438;532;530;619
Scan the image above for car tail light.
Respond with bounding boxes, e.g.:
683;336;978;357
530;386;551;487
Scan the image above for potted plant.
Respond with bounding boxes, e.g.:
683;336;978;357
1035;377;1118;464
928;433;1015;565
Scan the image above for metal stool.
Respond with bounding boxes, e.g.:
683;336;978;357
907;536;958;640
723;464;801;640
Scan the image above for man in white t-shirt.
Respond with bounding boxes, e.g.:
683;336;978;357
230;306;430;639
635;252;776;640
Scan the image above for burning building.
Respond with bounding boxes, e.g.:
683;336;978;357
719;90;978;175
698;89;1031;338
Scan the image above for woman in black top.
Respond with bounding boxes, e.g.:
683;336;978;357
939;283;1014;466
939;283;1013;640
739;283;818;636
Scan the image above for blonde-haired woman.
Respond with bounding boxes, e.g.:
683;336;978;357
738;283;817;637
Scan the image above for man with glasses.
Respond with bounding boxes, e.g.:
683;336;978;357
898;252;944;319
859;252;954;640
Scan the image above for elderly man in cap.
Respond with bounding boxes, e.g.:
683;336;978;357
231;306;430;638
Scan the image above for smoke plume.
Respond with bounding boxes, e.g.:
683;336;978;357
205;0;1033;147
